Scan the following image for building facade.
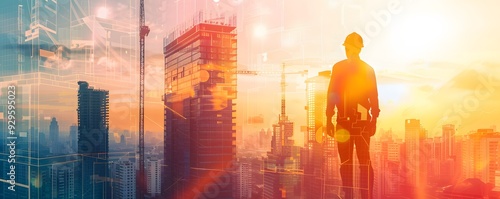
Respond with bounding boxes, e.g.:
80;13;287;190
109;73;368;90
51;163;76;199
114;160;136;199
146;157;162;197
464;129;500;186
235;162;252;199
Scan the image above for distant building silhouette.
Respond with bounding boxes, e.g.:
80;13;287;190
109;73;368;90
77;81;110;199
442;124;455;160
403;119;428;197
70;124;78;152
120;134;126;145
50;117;59;143
50;117;60;153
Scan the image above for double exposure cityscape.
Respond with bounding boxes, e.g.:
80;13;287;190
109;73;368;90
0;0;499;198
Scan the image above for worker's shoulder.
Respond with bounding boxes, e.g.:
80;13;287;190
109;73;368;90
359;60;375;72
331;59;349;71
332;59;374;71
333;59;349;67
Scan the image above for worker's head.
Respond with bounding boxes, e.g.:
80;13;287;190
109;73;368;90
343;32;363;60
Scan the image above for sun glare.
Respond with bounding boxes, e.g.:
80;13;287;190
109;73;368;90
390;14;447;60
253;24;267;38
97;7;110;19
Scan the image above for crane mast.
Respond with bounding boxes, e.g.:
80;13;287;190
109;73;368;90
281;63;286;122
138;0;149;198
231;66;307;123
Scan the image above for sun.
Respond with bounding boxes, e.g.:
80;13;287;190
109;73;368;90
389;14;448;61
96;7;110;19
253;24;267;38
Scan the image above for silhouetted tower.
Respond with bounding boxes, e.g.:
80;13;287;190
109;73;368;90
403;119;427;196
70;124;78;152
49;117;59;144
442;124;455;160
77;81;110;199
120;134;126;145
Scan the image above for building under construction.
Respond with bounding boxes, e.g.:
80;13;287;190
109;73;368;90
262;65;303;199
162;11;237;199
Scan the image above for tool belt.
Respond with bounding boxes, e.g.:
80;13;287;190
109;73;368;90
336;116;372;136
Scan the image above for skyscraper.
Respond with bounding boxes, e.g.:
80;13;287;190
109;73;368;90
114;160;137;199
77;81;110;199
442;124;455;161
403;119;428;197
120;134;126;145
51;164;76;199
50;117;60;153
70;124;78;152
146;157;162;197
373;130;402;198
235;162;252;199
303;71;338;198
261;74;307;199
463;129;500;185
163;12;237;199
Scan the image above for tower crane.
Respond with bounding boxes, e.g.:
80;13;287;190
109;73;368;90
229;65;307;125
138;0;149;198
230;65;308;122
231;65;306;160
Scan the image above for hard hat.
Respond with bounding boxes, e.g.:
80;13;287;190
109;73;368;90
343;32;364;49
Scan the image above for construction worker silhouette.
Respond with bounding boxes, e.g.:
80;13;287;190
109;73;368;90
326;32;380;199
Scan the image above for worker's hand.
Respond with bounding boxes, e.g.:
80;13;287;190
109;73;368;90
326;120;335;138
368;117;377;136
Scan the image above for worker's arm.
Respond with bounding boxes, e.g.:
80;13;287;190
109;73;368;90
325;65;338;137
367;66;380;119
326;65;339;121
367;66;379;136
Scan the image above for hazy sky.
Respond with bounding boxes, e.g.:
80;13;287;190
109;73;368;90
134;0;500;143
